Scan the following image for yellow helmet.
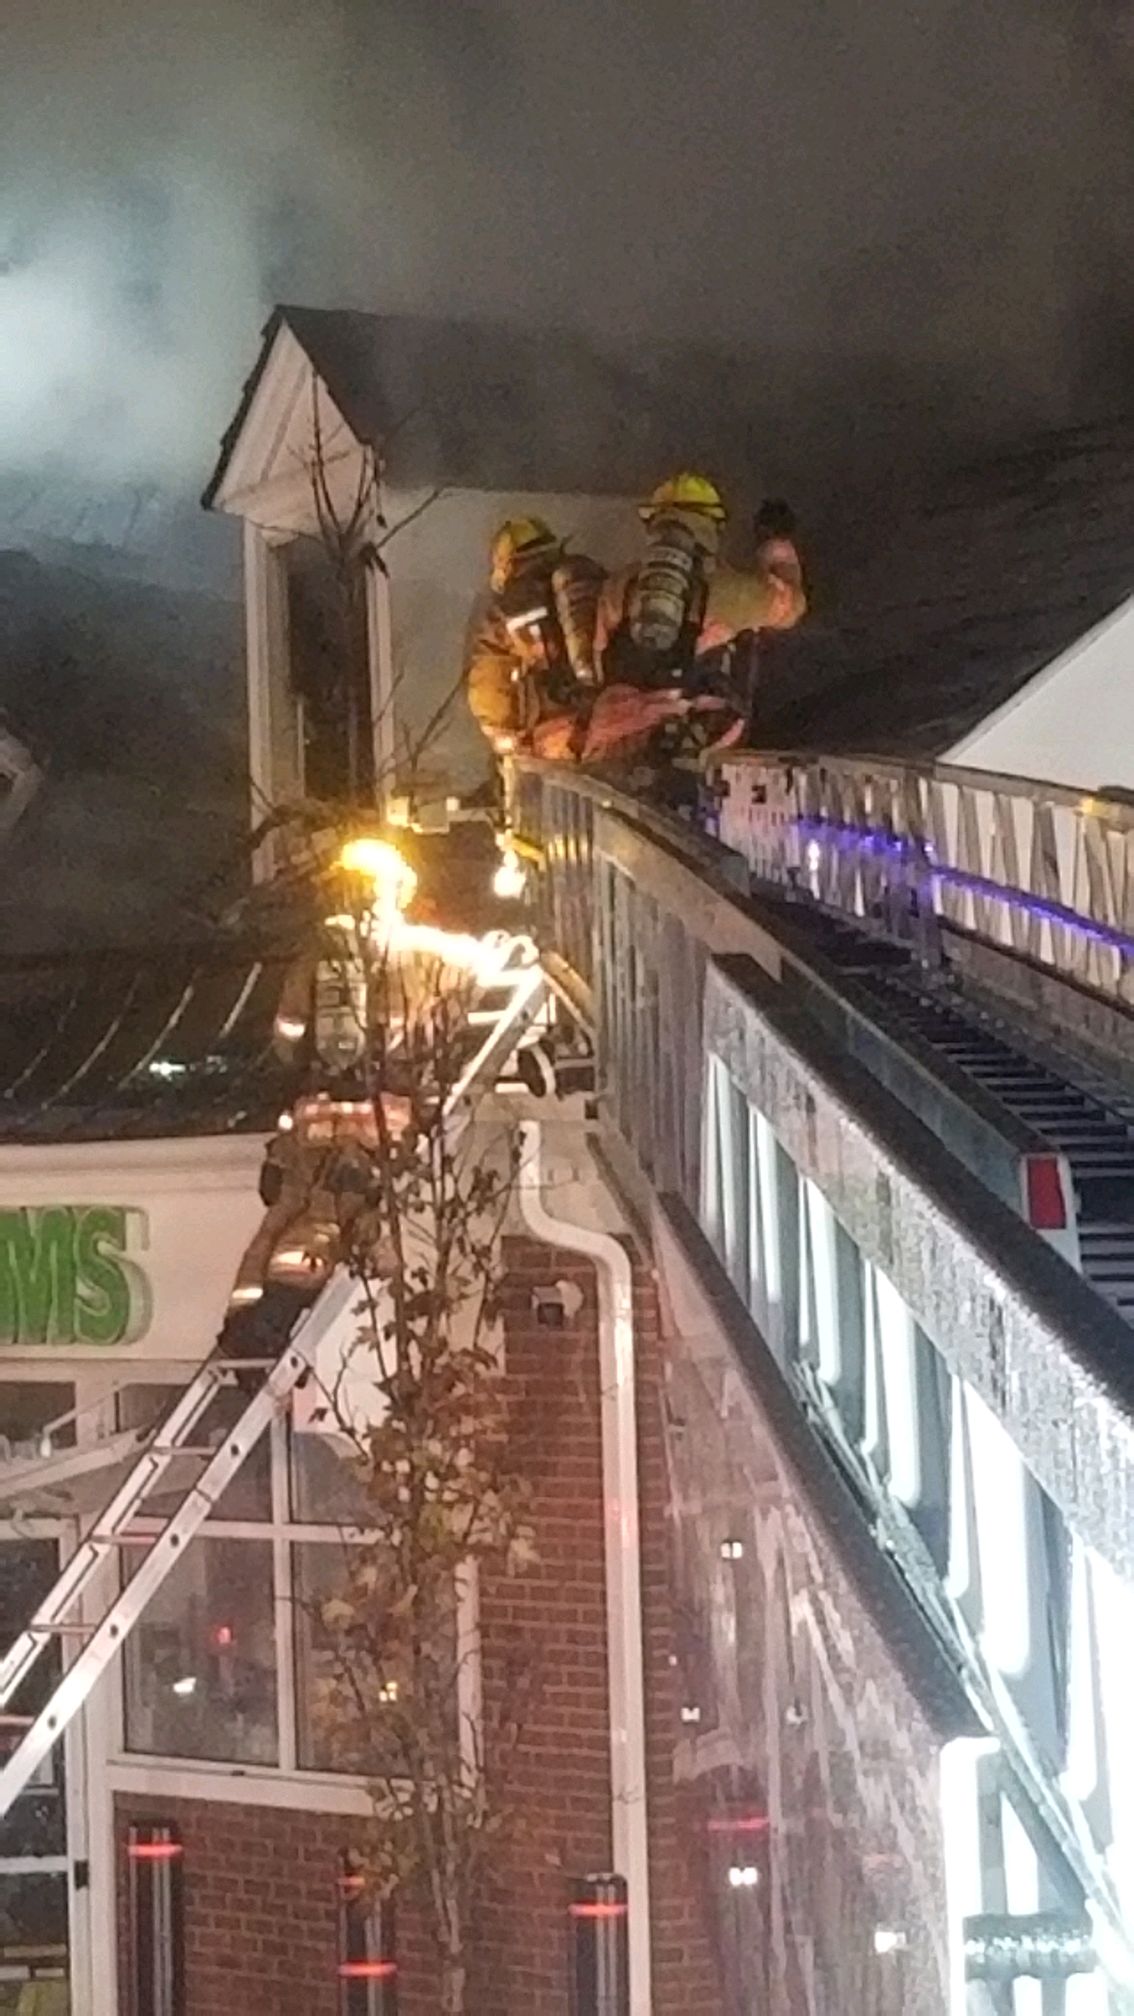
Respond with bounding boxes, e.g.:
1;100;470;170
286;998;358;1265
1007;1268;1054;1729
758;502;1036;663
639;472;727;524
489;516;560;592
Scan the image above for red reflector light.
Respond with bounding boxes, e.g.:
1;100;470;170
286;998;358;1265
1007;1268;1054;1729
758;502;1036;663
706;1814;771;1835
569;1903;628;1919
338;1961;398;1979
128;1843;184;1861
1026;1156;1067;1231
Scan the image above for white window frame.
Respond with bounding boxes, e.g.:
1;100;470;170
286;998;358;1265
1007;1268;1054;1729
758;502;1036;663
102;1409;481;1802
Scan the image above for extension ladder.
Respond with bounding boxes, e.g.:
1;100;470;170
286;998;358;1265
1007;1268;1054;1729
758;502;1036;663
0;954;548;1818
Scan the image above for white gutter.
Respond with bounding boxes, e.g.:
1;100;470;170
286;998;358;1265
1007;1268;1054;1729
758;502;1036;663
517;1121;652;2015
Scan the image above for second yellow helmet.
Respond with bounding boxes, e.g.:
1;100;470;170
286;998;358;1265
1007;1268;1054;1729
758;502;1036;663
639;472;727;524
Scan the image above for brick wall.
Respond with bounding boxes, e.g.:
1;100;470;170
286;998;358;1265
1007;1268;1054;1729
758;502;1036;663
114;1795;437;2016
115;1233;723;2014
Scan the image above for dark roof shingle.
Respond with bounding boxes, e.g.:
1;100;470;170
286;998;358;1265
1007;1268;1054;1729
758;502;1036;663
205;305;775;505
757;416;1134;755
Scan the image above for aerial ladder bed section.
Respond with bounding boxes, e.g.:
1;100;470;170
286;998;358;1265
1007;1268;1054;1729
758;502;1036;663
0;950;549;1820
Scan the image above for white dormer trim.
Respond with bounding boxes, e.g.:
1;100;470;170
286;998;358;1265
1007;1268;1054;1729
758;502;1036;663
210;322;370;542
212;319;396;844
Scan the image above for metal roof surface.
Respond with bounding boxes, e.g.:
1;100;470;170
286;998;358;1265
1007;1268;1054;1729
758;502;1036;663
0;941;297;1145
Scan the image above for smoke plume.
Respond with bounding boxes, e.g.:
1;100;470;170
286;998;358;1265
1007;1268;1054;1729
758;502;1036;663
2;0;1133;490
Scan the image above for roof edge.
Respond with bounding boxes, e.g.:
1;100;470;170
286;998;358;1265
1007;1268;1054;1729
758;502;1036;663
201;307;288;512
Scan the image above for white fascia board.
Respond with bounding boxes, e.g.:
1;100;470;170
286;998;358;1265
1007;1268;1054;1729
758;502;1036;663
106;1756;373;1816
0;1133;269;1192
947;594;1134;765
211;323;362;525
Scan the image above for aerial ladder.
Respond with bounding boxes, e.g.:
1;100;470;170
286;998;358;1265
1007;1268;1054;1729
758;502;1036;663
0;938;548;1819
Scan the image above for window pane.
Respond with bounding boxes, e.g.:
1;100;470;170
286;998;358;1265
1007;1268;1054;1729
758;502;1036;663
0;1384;76;1453
0;1541;65;1857
293;1545;448;1777
116;1382;271;1521
124;1539;277;1764
290;1431;370;1526
0;1870;69;2014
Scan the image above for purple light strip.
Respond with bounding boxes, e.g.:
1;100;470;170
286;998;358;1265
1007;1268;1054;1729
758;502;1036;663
793;816;1134;960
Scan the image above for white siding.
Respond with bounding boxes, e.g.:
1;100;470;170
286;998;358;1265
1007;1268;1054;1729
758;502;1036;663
949;595;1134;791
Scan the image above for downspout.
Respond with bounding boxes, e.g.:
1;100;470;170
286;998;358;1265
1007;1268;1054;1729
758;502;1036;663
517;1121;652;2015
362;461;397;810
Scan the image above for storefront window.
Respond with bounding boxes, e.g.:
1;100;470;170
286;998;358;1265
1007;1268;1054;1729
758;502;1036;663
293;1544;456;1776
124;1538;277;1765
116;1384;270;1521
0;1385;76;1455
115;1420;465;1784
0;1540;66;1860
0;1871;69;2015
290;1430;370;1526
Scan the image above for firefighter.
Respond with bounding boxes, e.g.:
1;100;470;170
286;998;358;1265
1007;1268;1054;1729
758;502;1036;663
585;474;806;762
707;497;807;739
464;517;603;761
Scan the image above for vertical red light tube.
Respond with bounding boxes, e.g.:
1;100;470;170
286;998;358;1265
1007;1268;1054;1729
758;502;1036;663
338;1854;398;2014
126;1821;185;2016
569;1873;630;2016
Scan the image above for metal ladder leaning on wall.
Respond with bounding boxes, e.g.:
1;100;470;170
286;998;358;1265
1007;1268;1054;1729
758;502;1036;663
0;955;548;1820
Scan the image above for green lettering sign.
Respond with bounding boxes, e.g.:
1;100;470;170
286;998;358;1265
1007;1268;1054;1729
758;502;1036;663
0;1207;151;1346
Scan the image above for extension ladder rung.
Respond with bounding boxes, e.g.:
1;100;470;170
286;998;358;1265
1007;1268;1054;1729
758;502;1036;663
0;1350;236;1713
0;1271;358;1820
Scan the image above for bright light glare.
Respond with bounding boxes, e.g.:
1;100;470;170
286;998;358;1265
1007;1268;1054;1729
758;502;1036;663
389;924;536;987
337;836;419;920
727;1865;759;1889
873;1928;907;1956
171;1675;198;1698
493;848;527;900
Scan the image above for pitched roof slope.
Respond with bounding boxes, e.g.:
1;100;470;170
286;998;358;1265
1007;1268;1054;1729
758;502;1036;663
757;416;1134;755
205;305;776;505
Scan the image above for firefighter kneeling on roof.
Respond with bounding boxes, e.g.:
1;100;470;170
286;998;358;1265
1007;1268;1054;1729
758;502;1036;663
584;472;806;764
464;516;604;761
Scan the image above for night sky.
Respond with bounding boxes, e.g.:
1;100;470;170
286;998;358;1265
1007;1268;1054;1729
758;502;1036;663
2;0;1132;494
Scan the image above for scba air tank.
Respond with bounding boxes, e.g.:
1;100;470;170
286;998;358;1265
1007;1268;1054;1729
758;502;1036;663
552;557;602;686
629;512;716;662
315;939;368;1072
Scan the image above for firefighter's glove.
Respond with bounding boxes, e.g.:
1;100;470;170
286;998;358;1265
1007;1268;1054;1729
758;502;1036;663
753;498;797;541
